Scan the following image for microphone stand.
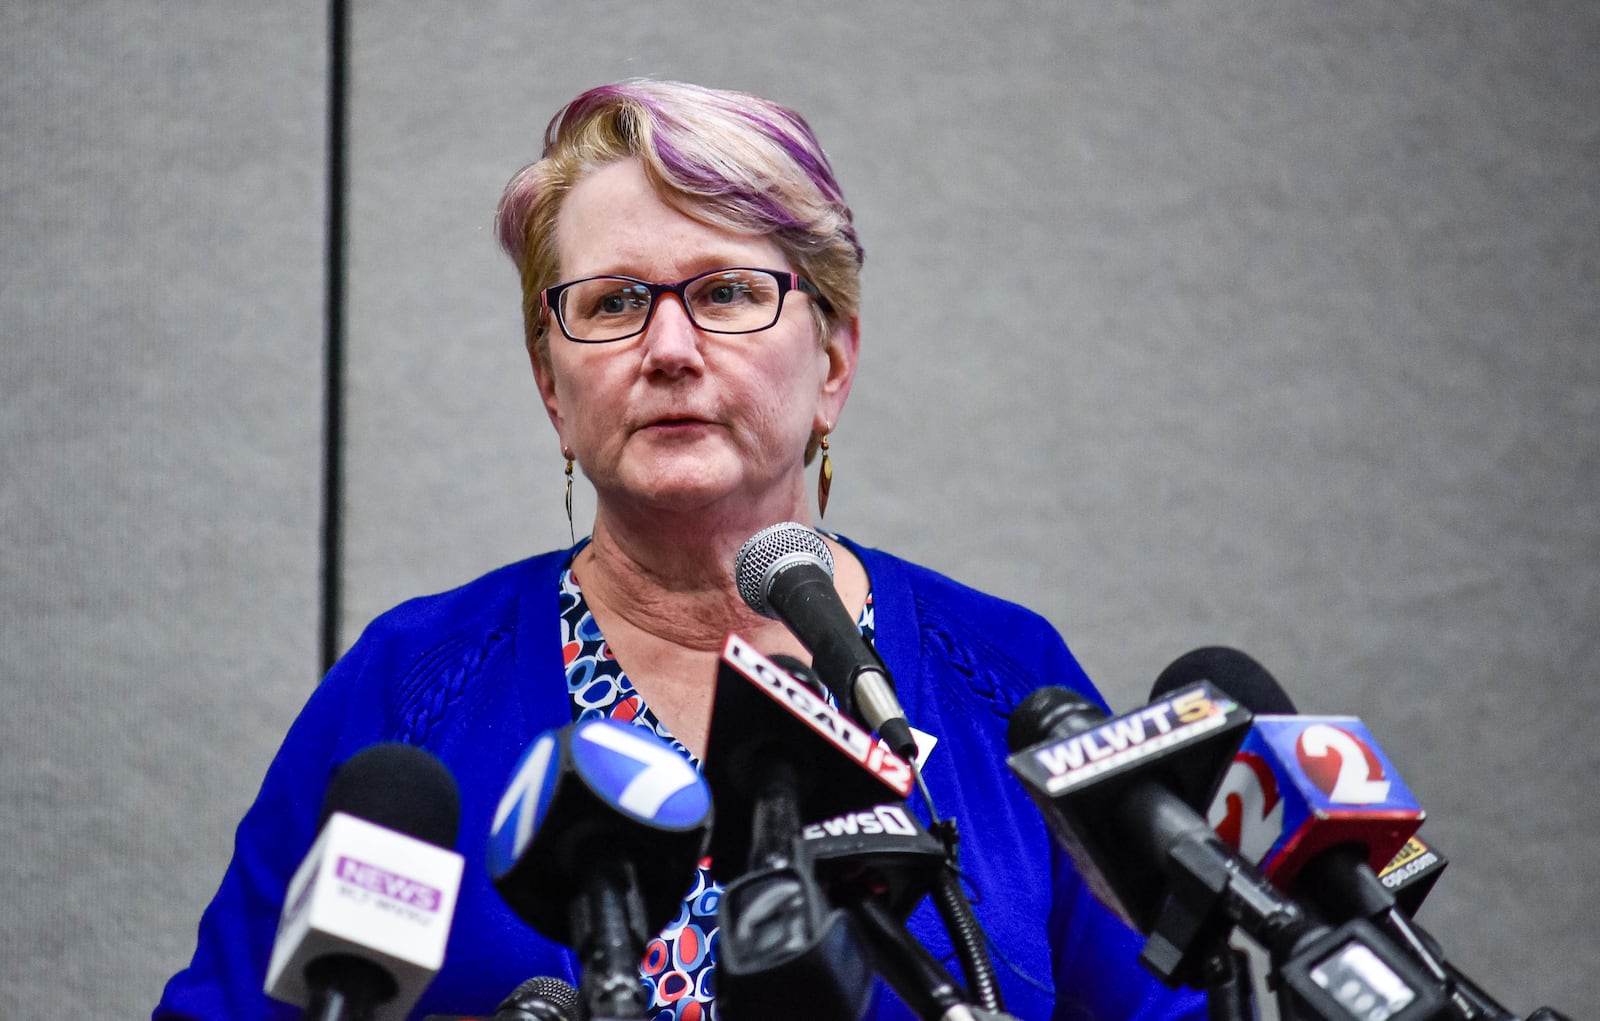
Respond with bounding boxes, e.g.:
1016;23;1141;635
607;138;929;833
848;896;1021;1021
925;816;1005;1014
1199;944;1257;1021
301;954;397;1021
567;856;649;1020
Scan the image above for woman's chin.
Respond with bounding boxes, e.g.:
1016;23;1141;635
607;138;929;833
605;461;794;521
607;464;738;513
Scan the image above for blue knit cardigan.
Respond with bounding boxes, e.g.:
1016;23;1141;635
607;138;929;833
156;539;1203;1021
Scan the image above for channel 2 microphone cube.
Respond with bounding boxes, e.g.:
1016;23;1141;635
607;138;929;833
1207;716;1424;889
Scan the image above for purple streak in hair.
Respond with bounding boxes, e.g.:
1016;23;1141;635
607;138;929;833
544;82;637;152
649;132;805;234
755;108;848;205
540;80;863;265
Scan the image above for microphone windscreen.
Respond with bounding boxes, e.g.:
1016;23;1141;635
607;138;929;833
1151;646;1298;715
734;521;834;617
318;742;461;848
496;975;585;1021
1005;685;1102;751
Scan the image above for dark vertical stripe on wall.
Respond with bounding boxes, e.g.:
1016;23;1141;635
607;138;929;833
319;0;349;678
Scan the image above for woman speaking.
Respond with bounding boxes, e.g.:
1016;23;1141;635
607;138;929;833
157;79;1202;1021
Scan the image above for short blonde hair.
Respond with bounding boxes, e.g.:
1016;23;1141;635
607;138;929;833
496;79;863;366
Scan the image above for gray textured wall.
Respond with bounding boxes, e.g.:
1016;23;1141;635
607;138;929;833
3;2;1595;1017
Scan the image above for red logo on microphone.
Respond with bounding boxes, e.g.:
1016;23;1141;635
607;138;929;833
1208;751;1284;863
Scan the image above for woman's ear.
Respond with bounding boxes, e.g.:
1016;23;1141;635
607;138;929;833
815;315;860;433
528;340;566;445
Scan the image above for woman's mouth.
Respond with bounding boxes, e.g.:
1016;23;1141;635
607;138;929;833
641;415;713;433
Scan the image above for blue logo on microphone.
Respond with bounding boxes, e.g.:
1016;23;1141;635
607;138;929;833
487;731;561;878
570;718;711;830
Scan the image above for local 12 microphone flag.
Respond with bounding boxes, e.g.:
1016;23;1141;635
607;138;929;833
1208;715;1424;887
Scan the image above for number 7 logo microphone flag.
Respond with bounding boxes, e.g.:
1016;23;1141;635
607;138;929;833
1207;715;1424;890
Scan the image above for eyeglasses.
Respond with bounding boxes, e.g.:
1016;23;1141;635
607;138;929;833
541;267;830;343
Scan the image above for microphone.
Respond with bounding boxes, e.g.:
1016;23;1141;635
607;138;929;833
265;742;464;1021
735;522;918;761
494;976;586;1021
708;637;1017;1018
704;633;915;880
704;634;913;1020
1160;648;1425;892
1377;834;1449;919
1177;647;1513;1020
1003;679;1254;934
487;718;712;1020
420;976;585;1021
1166;648;1429;913
1006;684;1452;1021
798;803;947;920
800;802;1018;1021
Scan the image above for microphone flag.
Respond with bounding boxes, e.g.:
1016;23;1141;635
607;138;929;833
267;814;464;1013
703;633;914;882
1207;715;1424;888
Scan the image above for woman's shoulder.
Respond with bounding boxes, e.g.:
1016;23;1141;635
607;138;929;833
840;536;1104;710
310;548;578;741
844;538;1062;635
352;547;573;650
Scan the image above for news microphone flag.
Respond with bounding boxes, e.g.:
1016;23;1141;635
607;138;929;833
1006;681;1252;933
265;811;464;1018
702;633;914;881
1207;715;1424;888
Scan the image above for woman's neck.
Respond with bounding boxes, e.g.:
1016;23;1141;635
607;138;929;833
576;503;811;652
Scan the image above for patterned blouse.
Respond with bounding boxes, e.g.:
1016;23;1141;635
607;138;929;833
557;563;877;1021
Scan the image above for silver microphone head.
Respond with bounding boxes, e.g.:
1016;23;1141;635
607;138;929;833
734;521;835;618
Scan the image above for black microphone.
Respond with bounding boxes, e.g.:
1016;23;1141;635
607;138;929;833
494;976;586;1021
1157;647;1426;900
705;634;909;1020
1157;648;1424;914
1007;684;1452;1021
265;743;464;1021
1003;680;1253;936
735;522;918;761
707;636;1013;1021
487;719;713;1020
1170;647;1513;1021
704;633;916;880
420;976;585;1021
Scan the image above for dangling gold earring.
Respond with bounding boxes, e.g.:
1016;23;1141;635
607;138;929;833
817;433;833;519
563;448;576;544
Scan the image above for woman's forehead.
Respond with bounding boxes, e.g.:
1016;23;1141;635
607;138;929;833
557;160;787;280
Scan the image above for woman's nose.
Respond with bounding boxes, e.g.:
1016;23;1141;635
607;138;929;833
639;294;705;373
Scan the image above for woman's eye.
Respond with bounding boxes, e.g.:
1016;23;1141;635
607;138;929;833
587;286;647;317
696;275;758;307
